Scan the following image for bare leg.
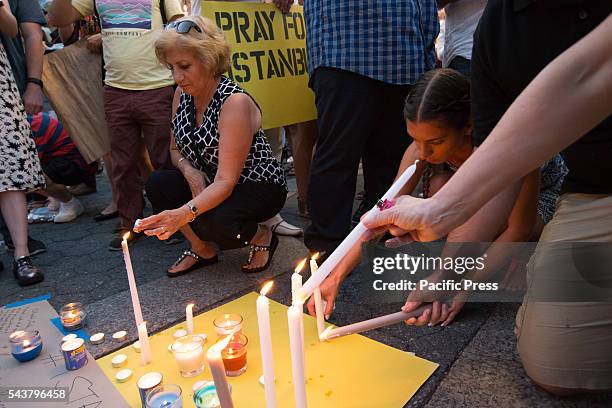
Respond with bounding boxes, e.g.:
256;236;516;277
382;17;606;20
167;224;217;274
242;225;273;271
286;120;317;210
0;191;29;258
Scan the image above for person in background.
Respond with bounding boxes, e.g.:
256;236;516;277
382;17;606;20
49;0;184;250
28;112;98;223
0;0;48;257
0;0;46;285
303;0;439;261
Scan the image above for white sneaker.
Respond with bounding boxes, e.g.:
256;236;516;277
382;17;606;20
54;197;84;223
260;214;303;237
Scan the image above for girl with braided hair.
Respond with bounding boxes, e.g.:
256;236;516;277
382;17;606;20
306;68;567;326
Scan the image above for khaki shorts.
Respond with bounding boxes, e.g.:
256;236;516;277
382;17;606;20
516;193;612;390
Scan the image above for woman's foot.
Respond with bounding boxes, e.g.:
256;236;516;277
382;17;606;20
168;244;217;276
242;227;278;273
94;201;118;222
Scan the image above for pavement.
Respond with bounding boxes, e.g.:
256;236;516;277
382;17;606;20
1;172;610;407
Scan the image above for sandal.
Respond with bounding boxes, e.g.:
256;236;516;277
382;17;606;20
167;249;219;277
241;233;279;274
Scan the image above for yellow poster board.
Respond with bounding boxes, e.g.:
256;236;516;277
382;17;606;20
200;2;317;130
98;293;438;407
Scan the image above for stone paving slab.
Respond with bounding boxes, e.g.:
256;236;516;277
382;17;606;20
427;303;612;407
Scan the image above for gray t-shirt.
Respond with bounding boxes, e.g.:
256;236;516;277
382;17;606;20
0;0;46;95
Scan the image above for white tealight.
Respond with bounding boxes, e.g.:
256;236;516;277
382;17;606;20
173;329;188;339
132;340;141;353
62;333;78;343
90;333;105;345
111;354;128;368
112;331;127;342
115;368;132;383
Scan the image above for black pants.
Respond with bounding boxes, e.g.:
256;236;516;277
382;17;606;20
145;169;287;250
305;67;412;253
43;157;92;186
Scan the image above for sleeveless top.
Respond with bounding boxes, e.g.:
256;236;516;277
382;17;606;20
172;76;286;188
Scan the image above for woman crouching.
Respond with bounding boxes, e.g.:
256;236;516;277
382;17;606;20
135;17;287;276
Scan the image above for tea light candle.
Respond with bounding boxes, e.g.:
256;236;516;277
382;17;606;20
60;303;86;331
62;333;78;343
113;330;127;342
171;335;205;377
173;329;188;339
220;333;248;377
112;354;128;368
213;314;243;337
90;333;105;345
9;330;43;362
116;368;132;383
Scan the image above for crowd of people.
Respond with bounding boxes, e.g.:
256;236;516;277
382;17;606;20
1;0;610;398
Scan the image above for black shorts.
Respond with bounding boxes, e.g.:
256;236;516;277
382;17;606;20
43;157;88;186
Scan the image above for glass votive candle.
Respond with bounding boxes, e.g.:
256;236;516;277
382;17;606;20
193;381;232;408
146;384;182;408
213;314;243;337
171;335;205;377
9;330;43;362
221;333;248;377
60;302;86;331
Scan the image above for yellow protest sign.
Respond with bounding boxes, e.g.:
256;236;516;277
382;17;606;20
200;2;317;129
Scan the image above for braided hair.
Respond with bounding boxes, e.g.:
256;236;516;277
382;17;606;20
404;68;471;131
404;69;471;198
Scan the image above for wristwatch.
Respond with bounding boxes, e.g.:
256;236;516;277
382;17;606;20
185;202;198;222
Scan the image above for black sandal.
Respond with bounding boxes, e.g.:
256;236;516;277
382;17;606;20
167;249;219;277
241;233;279;274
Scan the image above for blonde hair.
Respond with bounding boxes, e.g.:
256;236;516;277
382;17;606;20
155;16;231;76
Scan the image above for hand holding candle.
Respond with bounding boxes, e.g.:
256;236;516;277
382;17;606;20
297;162;419;303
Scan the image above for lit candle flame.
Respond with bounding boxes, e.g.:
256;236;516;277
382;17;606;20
294;258;307;274
22;340;30;347
319;325;334;342
311;252;320;261
122;231;130;241
260;281;274;296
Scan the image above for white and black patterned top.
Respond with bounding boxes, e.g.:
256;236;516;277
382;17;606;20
172;76;286;188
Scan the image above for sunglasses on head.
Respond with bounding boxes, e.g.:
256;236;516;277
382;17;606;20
165;20;202;34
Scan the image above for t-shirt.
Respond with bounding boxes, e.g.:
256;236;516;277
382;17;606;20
471;0;612;194
0;0;46;95
442;0;486;67
28;113;98;174
71;0;183;90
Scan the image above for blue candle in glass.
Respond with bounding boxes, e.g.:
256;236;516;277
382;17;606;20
193;383;232;408
145;384;182;408
10;330;43;362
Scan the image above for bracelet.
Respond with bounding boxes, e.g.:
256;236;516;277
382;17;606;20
177;157;187;168
27;77;43;88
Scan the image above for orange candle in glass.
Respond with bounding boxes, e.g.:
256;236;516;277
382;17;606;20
221;333;248;377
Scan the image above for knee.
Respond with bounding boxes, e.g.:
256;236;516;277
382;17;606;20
144;170;166;198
